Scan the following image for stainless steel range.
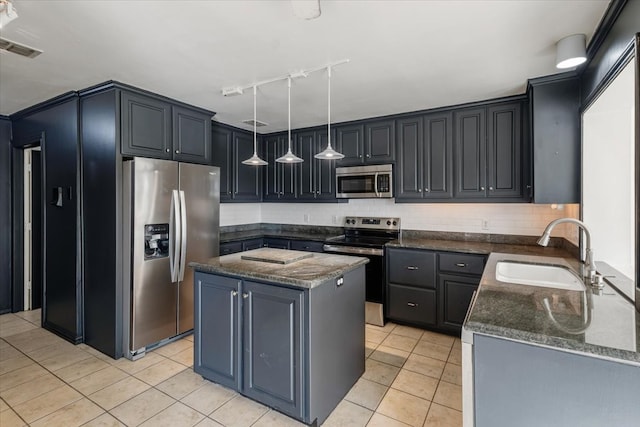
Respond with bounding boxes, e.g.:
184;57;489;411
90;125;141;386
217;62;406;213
323;217;400;326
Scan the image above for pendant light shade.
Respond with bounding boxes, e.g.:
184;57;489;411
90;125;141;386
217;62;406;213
242;86;268;166
276;77;304;164
556;34;587;69
315;66;344;160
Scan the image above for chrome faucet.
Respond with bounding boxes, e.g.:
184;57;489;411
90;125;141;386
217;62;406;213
537;218;599;286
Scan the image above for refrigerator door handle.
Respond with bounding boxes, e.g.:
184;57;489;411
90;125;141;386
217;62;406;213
178;190;187;281
170;189;181;283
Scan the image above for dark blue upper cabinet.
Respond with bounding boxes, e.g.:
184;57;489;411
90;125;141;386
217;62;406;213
121;91;172;160
487;102;522;199
121;90;212;165
454;107;487;199
263;133;297;201
296;128;337;201
211;125;233;200
172;105;212;164
336;120;395;166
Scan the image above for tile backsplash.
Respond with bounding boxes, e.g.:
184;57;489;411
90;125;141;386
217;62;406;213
221;200;581;242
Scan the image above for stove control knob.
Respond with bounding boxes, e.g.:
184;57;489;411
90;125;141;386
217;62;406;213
387;220;391;226
392;221;397;226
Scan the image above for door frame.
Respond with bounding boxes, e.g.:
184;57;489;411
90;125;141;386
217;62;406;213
23;146;41;310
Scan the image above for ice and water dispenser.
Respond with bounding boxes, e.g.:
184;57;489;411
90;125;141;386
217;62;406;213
144;224;169;259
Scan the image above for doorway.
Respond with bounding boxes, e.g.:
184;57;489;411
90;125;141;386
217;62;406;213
23;146;42;310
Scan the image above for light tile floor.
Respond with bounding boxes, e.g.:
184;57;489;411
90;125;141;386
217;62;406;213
0;309;462;427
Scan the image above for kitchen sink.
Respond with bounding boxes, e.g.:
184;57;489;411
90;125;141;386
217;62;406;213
495;261;586;291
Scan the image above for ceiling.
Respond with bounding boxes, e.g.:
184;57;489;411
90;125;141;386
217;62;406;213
0;1;609;133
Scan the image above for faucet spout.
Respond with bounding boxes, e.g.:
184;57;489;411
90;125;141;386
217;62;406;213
537;218;597;285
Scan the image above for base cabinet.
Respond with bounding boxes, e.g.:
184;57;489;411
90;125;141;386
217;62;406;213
194;268;365;425
387;248;485;334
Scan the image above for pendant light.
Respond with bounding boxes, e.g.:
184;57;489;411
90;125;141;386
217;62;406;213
315;66;344;160
242;85;268;166
276;77;304;163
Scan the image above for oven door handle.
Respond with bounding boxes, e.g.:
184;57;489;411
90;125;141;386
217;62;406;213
374;173;380;198
323;244;383;257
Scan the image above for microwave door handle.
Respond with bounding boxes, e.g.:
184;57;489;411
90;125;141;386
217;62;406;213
374;173;378;196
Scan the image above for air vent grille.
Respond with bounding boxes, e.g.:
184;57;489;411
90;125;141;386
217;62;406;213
0;37;42;58
241;119;268;127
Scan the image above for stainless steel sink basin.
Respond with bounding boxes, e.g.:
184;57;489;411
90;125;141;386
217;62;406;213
495;261;586;291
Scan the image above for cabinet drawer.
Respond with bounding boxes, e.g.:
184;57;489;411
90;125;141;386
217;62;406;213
263;238;290;249
388;248;436;288
242;238;263;251
388;284;436;326
220;241;242;256
290;240;325;253
439;253;486;276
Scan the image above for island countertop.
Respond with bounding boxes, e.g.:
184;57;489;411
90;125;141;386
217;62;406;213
190;248;369;289
464;252;640;364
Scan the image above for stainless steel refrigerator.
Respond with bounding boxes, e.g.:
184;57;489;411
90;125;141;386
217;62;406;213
123;157;219;359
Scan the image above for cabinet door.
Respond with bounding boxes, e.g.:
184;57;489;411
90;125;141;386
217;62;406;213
395;116;424;200
233;131;261;201
211;126;233;201
365;120;395;163
242;281;304;419
438;274;479;332
121;91;171;159
315;129;337;199
172;106;212;164
454;108;486;198
297;131;315;199
242;238;263;251
336;124;365;166
487;103;522;198
263;135;283;200
424;112;453;199
194;273;241;390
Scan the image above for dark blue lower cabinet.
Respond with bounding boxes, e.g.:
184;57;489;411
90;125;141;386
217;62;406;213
194;275;241;390
193;267;366;426
242;281;303;419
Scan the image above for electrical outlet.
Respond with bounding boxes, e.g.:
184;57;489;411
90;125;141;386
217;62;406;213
304;214;310;223
481;219;489;230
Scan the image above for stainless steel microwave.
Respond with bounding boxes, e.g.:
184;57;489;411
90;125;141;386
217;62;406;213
335;164;393;198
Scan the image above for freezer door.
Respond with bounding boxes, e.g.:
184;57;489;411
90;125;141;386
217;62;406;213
178;163;220;333
131;158;179;351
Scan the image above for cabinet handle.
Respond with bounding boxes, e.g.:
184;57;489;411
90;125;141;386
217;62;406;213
242;293;249;299
526;185;532;189
165;148;170;153
231;290;238;296
418;189;422;192
424;188;430;193
175;150;180;154
406;266;419;270
407;302;418;307
366;154;371;158
489;186;494;191
455;263;467;268
480;186;485;191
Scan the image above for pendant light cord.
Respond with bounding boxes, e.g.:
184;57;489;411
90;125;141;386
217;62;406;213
253;85;258;155
327;66;332;148
288;77;292;149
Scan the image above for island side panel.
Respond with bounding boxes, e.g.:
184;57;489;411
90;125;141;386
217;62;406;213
307;266;366;425
474;334;640;427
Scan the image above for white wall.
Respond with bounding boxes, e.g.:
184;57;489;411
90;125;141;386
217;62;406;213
583;59;635;286
221;199;580;239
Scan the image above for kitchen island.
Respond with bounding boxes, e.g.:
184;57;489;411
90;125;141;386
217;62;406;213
462;252;640;427
190;248;368;426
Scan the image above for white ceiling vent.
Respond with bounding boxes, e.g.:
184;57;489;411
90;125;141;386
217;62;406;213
0;37;42;58
241;119;268;127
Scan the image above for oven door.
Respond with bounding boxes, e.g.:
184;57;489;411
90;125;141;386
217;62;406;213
323;244;386;326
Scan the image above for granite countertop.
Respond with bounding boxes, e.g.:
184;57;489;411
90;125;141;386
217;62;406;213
220;229;343;243
190;248;368;289
387;236;574;258
464;252;640;365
